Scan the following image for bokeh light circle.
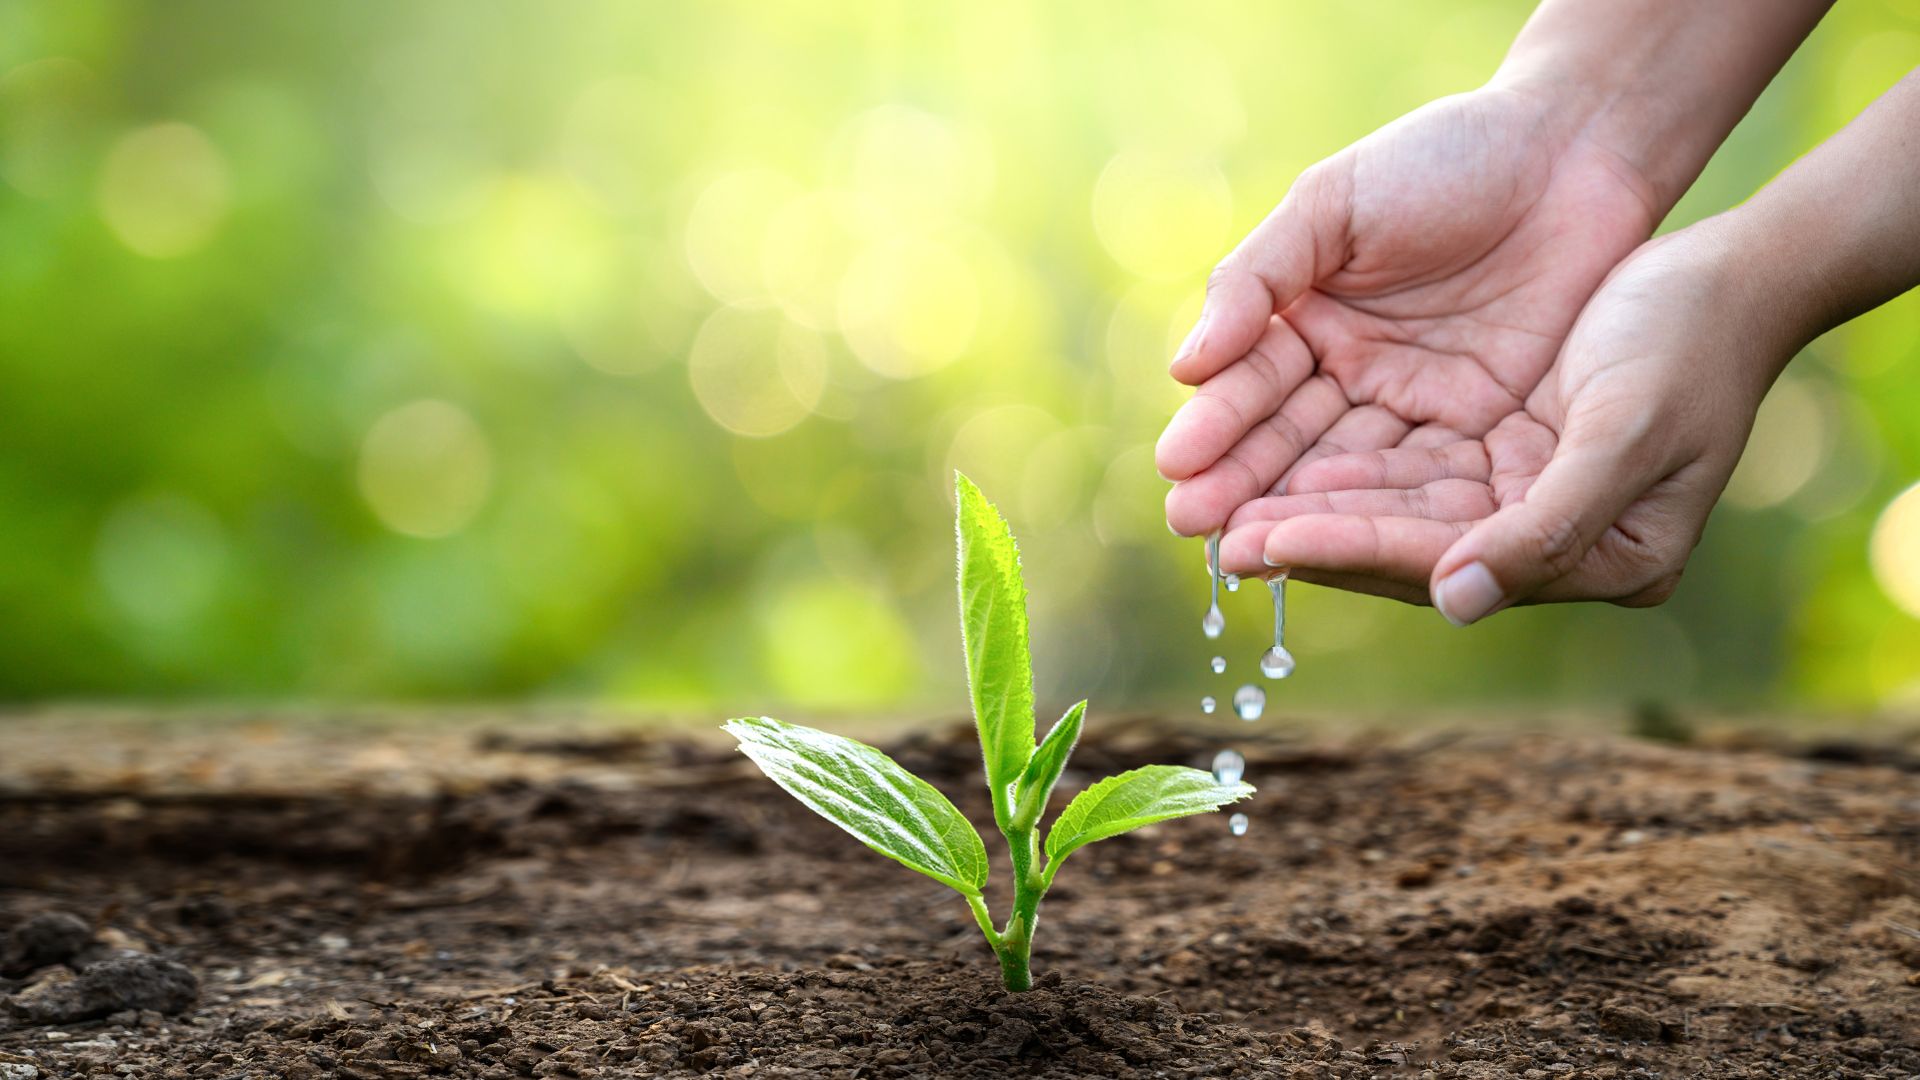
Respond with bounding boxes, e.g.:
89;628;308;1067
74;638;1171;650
1869;481;1920;619
838;236;979;379
762;191;859;330
841;104;988;219
688;304;827;437
683;169;800;304
1723;376;1828;510
97;121;231;258
560;75;661;215
358;399;494;539
93;493;228;627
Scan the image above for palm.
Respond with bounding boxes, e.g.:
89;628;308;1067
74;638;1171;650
1218;236;1748;608
1159;89;1658;542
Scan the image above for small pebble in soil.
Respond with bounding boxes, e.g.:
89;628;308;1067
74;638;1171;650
1232;684;1265;721
1211;750;1244;787
1201;696;1216;714
1228;812;1249;836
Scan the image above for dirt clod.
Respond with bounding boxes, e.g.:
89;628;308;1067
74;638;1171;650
5;956;197;1025
1;912;91;976
1596;1002;1665;1042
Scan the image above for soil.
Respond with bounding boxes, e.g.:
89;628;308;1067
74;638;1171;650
2;710;1919;1078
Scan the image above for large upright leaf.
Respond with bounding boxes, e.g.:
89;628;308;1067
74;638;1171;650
1044;765;1253;863
953;472;1035;817
725;717;989;895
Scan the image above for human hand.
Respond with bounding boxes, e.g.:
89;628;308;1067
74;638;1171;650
1216;223;1783;622
1156;84;1660;543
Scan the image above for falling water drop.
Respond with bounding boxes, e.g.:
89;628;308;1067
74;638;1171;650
1231;684;1265;722
1260;647;1296;679
1200;695;1216;714
1211;749;1244;786
1209;656;1225;674
1261;571;1295;679
1223;573;1240;592
1201;532;1225;639
1228;812;1249;837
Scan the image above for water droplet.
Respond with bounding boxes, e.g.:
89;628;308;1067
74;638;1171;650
1209;656;1225;674
1200;695;1216;714
1232;684;1264;722
1223;573;1240;592
1228;812;1249;837
1211;749;1244;786
1201;531;1224;638
1259;646;1295;679
1263;572;1294;679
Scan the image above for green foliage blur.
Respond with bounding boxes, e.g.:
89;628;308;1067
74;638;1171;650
3;2;1919;712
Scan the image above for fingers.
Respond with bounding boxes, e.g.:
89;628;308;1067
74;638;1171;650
1287;441;1491;494
1429;412;1666;626
1290;569;1431;607
1261;514;1470;590
1169;166;1347;386
1155;318;1314;482
1163;375;1346;537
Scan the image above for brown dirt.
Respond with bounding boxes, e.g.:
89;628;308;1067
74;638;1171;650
2;711;1919;1077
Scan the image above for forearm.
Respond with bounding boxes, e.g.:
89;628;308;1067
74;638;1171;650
1703;68;1920;362
1492;0;1832;214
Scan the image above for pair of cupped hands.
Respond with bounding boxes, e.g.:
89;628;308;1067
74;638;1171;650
1158;86;1771;626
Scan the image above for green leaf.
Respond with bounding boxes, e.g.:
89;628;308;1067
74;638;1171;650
1010;700;1084;829
1044;765;1253;863
953;472;1035;820
724;717;989;895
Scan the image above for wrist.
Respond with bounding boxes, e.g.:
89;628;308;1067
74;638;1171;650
1659;214;1823;386
1487;0;1831;216
1483;61;1686;216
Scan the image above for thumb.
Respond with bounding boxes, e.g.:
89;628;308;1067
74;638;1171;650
1429;419;1658;626
1169;164;1347;386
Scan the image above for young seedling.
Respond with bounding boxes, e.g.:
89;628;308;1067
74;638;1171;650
725;473;1253;991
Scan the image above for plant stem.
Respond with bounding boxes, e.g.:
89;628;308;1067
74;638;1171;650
964;892;1002;951
992;824;1047;991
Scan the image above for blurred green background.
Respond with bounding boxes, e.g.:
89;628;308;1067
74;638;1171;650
3;1;1919;714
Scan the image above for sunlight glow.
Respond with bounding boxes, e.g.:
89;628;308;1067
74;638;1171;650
838;236;979;379
1091;152;1230;280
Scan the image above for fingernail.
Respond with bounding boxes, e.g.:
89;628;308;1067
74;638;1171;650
1170;313;1209;370
1434;561;1503;627
1261;554;1280;568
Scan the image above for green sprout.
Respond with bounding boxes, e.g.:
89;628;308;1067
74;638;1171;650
725;472;1254;991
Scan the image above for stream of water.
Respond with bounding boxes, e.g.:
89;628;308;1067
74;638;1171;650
1203;531;1293;834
